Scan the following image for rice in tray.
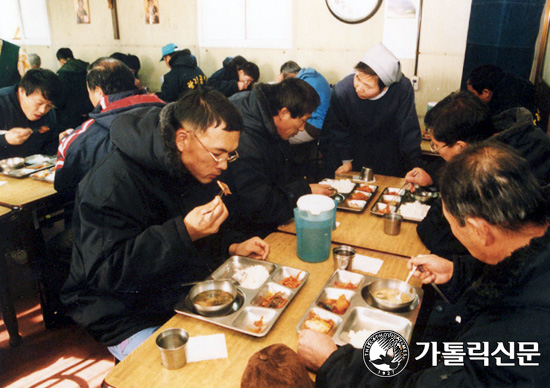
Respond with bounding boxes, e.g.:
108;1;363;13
232;265;270;289
347;329;374;349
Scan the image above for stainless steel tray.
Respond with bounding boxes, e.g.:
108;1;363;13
296;270;423;347
337;184;378;212
369;186;436;222
2;162;54;178
175;256;309;337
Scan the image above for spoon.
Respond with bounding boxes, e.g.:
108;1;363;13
398;265;417;300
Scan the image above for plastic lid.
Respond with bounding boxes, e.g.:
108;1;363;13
297;194;335;215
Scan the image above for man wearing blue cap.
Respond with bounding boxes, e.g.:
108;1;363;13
158;43;206;102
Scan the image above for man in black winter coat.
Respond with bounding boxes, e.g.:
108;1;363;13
298;143;550;388
224;78;333;238
61;89;269;361
158;47;206;102
55;48;94;129
0;68;62;158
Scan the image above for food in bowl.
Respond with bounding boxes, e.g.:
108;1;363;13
318;294;350;315
304;312;335;334
349;191;370;200
193;289;234;307
279;272;303;288
259;291;288;308
334;280;359;289
232;265;270;289
372;288;412;304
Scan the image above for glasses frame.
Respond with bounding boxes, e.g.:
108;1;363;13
430;141;448;153
188;131;239;164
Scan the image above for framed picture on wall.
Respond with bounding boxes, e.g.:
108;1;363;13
145;0;160;24
75;0;90;24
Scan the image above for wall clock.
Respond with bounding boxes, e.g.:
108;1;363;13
326;0;383;24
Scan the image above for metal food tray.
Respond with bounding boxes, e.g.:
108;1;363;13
3;162;55;178
336;184;379;212
175;256;309;337
296;270;423;346
30;167;55;182
369;187;436;222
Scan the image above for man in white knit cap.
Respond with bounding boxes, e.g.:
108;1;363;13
320;42;423;177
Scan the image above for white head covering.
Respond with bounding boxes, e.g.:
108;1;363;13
360;43;402;86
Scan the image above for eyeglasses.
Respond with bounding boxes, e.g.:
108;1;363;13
430;141;448;153
189;131;239;164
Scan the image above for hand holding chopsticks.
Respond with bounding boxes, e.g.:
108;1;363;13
408;254;453;304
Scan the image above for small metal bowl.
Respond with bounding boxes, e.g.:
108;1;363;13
189;280;238;317
0;157;25;171
412;190;436;203
367;278;416;312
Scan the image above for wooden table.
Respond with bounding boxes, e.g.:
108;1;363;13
278;174;429;257
0;174;57;209
0;174;60;345
103;232;422;388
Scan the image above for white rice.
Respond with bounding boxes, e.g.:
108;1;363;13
347;329;374;349
232;265;269;289
399;202;431;221
321;179;356;194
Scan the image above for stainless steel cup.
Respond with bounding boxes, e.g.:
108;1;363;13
384;213;403;236
360;167;374;182
333;245;355;270
156;328;189;369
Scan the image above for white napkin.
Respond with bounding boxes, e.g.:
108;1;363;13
351;254;383;274
186;333;228;363
0;181;7;187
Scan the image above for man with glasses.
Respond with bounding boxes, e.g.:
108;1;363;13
224;77;334;238
0;68;62;158
320;43;423;178
405;91;550;257
62;89;269;361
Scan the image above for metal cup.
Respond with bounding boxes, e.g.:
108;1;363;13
360;167;374;182
156;328;189;369
384;213;403;236
333;245;355;270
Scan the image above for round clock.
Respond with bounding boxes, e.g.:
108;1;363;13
326;0;383;24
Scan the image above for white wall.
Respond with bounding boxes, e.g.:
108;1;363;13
23;0;472;119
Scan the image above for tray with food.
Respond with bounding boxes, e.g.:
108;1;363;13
296;270;423;347
320;179;378;212
30;167;55;182
369;186;437;221
3;161;55;178
175;256;309;337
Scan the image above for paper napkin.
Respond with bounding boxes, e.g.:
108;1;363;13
186;333;228;363
351;254;384;274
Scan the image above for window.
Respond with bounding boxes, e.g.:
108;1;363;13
0;0;51;46
198;0;293;48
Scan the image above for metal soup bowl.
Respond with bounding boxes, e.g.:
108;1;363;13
367;278;416;312
189;280;237;316
0;157;25;171
412;190;436;203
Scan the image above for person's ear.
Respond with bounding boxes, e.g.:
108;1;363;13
278;107;291;120
175;128;188;152
454;140;468;153
480;89;493;103
466;217;494;247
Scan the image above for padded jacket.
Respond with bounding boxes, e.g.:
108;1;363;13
224;84;311;238
317;229;550;388
158;51;206;102
54;89;165;199
61;105;238;345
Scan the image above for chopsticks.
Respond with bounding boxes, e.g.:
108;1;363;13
417;264;451;304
